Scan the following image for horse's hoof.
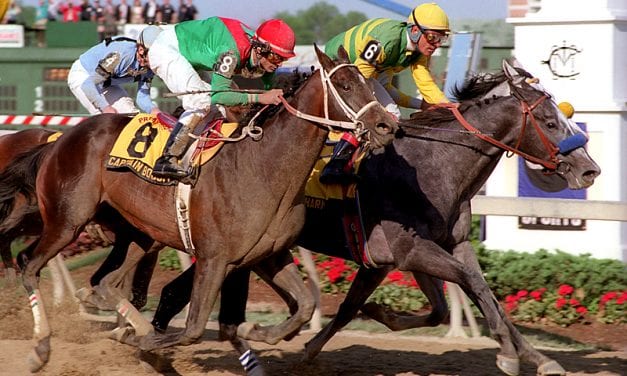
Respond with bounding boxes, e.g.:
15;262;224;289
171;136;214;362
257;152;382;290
75;287;94;303
496;354;520;376
237;322;259;339
27;348;47;373
537;360;566;376
109;326;134;343
247;364;266;376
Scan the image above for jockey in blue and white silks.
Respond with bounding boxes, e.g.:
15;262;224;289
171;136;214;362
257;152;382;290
67;25;162;115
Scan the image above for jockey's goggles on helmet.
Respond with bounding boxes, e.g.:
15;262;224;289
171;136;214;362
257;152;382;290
409;11;449;45
417;24;449;45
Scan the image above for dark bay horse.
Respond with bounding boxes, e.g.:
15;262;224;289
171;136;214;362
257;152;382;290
17;45;397;372
141;59;600;376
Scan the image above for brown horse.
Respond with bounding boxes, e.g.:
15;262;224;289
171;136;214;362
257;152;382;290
0;129;57;284
19;45;397;372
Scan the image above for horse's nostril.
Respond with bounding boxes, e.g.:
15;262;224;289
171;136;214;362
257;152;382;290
377;123;391;135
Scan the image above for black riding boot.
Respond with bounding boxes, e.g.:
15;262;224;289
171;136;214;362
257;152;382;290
319;134;359;185
153;121;193;179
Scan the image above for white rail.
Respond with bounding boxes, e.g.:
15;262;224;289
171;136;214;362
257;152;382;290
471;196;627;221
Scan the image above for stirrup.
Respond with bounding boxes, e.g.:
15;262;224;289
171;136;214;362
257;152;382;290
153;157;189;179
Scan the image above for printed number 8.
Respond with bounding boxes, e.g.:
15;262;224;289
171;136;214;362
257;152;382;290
219;56;234;73
127;122;158;158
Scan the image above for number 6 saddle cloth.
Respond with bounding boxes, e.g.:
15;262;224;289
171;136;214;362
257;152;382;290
106;113;238;186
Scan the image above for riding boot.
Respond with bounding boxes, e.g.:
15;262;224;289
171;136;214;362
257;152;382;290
153;121;194;179
319;133;359;185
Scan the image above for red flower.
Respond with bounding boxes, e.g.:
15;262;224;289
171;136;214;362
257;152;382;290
346;271;357;282
600;291;617;304
516;290;528;298
557;284;574;296
505;295;519;303
555;298;567;309
505;301;517;312
326;268;343;283
530;290;543;301
576;306;588;315
569;298;580;306
387;271;404;282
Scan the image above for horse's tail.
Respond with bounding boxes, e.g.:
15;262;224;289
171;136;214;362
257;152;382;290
0;143;52;224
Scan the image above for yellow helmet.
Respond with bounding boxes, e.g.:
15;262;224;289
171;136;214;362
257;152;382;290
408;3;450;31
558;102;575;119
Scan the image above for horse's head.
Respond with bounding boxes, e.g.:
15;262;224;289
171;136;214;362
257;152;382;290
308;44;398;149
496;59;600;189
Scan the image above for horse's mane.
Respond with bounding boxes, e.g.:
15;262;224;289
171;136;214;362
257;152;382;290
0;143;52;222
237;68;314;127
407;67;531;126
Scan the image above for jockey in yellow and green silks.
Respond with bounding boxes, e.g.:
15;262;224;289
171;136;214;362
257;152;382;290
320;2;451;185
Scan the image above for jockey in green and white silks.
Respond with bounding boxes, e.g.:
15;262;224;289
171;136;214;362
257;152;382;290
319;3;451;185
149;17;296;179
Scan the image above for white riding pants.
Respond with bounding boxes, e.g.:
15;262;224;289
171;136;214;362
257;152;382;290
370;76;401;119
67;60;138;115
148;27;212;127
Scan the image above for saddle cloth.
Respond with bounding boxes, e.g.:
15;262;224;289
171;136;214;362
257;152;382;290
106;113;238;186
304;131;372;266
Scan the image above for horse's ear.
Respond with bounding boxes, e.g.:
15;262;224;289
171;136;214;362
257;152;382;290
336;45;350;64
502;59;525;87
314;43;334;72
510;58;524;69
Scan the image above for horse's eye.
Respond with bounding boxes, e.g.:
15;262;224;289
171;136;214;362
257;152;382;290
546;122;557;129
342;84;351;91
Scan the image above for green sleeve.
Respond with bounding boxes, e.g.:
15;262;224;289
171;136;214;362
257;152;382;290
210;72;249;105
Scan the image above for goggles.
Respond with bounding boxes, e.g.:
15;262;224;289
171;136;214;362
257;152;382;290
265;51;287;65
418;25;449;45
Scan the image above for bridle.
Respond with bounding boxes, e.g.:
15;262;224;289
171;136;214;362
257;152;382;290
440;82;581;172
279;63;383;139
192;63;384;144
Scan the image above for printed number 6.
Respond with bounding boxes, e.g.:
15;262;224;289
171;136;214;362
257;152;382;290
219;56;234;73
363;43;379;61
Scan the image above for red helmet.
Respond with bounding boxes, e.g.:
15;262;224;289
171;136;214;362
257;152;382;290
254;19;296;59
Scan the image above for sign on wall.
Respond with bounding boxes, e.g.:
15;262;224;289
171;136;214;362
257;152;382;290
0;24;24;48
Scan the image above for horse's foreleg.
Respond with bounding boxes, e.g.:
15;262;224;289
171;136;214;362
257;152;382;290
303;266;389;361
218;268;266;376
237;250;314;345
140;257;225;351
453;241;565;376
151;262;195;332
360;272;448;331
79;241;148;310
89;236;131;287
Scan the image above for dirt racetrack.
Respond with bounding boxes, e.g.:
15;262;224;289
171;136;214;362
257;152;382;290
1;262;625;376
0;315;625;376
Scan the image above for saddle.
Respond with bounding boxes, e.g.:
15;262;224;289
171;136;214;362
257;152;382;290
106;113;238;186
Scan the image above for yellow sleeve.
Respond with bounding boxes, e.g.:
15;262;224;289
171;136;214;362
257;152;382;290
354;57;377;79
411;55;448;104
